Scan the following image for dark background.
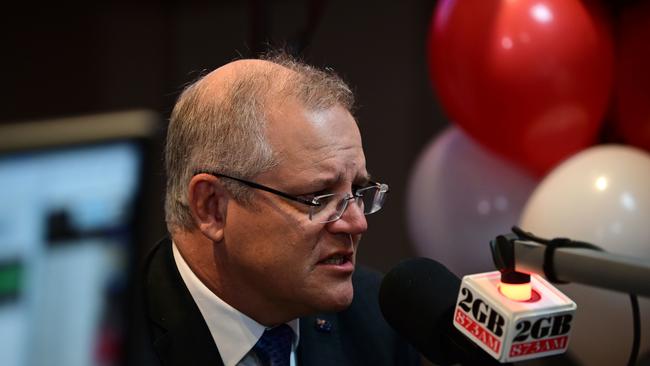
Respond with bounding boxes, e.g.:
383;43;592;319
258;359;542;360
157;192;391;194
0;0;448;272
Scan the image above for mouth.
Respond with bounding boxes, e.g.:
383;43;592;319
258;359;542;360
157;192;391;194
317;252;355;273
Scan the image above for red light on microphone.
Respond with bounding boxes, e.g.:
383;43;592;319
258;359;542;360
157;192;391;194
499;271;533;301
499;282;532;301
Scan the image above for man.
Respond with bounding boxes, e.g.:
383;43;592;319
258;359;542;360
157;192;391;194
142;54;420;366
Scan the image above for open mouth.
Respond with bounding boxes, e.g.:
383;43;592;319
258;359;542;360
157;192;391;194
318;253;353;266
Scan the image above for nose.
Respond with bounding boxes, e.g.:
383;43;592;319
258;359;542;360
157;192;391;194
326;197;368;235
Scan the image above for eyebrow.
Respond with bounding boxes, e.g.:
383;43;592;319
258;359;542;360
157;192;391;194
310;171;372;189
355;173;372;186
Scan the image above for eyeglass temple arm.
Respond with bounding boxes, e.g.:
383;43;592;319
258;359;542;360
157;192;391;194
368;180;389;193
195;171;320;206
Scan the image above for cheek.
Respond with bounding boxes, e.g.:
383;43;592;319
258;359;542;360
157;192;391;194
227;213;317;264
227;205;321;269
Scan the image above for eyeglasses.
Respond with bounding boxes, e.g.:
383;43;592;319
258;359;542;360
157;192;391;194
195;171;389;224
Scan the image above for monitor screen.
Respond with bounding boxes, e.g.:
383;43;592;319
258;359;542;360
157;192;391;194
0;111;156;366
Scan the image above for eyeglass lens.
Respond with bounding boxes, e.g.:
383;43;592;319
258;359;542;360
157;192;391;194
309;185;386;223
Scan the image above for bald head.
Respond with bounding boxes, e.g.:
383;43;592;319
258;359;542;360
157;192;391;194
208;58;285;79
194;57;353;117
164;53;355;233
195;59;294;108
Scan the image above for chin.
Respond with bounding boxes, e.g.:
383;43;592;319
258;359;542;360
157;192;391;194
317;284;354;312
330;296;354;312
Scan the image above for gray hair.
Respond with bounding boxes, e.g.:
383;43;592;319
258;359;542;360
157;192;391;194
164;53;355;233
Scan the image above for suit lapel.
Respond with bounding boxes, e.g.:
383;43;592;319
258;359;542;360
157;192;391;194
143;238;224;366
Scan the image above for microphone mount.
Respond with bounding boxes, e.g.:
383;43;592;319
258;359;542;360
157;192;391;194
490;227;650;297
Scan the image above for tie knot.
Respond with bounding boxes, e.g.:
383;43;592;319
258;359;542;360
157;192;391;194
253;324;293;366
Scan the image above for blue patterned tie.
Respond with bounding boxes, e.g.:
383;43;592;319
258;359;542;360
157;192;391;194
253;324;293;366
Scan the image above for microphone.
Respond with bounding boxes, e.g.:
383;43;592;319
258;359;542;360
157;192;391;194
379;258;576;365
379;257;504;365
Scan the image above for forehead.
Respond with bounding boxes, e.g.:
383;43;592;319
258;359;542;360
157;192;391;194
264;99;367;183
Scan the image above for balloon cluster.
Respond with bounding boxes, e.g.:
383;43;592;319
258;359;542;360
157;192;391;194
407;1;650;365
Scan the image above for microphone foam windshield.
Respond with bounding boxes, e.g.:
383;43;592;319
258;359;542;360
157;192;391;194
379;258;461;365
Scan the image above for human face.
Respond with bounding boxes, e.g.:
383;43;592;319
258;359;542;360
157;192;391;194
221;100;369;323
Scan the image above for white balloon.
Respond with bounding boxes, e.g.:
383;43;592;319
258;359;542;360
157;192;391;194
406;127;537;276
520;145;650;366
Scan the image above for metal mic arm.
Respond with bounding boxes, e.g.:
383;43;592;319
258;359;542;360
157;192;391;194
490;233;650;297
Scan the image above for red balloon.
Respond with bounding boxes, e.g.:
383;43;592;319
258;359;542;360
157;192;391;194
615;1;650;152
428;0;614;176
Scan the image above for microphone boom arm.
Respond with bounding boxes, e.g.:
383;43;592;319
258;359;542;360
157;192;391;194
491;233;650;297
513;240;650;296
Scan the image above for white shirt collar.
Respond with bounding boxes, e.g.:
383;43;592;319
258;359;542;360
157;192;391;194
172;242;299;366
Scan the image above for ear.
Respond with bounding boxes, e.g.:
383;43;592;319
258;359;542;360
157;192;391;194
188;173;228;242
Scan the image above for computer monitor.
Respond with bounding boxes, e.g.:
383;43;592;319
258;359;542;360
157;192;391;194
0;110;159;366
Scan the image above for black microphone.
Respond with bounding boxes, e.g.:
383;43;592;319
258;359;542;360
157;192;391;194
379;257;506;365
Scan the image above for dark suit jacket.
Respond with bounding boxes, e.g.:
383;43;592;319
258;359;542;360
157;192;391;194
140;238;420;366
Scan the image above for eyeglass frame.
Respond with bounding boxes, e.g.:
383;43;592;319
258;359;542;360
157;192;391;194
193;171;389;214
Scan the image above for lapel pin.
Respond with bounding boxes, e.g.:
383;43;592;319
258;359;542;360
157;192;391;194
314;318;332;333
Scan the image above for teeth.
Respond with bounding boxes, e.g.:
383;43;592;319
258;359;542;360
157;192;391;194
322;255;346;265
